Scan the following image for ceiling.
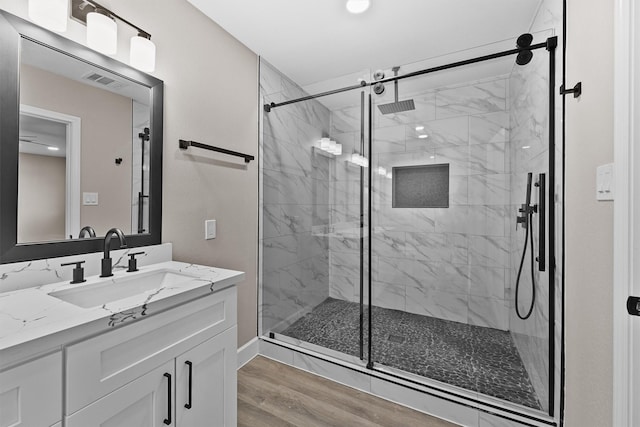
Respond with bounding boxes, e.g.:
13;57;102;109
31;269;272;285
187;0;543;87
19;115;67;158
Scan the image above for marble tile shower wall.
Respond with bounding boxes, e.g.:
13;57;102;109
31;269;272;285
260;60;332;334
329;76;512;330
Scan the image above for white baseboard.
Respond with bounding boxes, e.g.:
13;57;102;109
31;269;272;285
237;337;259;369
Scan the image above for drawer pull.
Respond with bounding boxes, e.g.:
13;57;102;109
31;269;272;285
185;361;193;409
163;372;172;425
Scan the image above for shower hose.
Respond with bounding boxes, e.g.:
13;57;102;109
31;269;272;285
515;207;536;320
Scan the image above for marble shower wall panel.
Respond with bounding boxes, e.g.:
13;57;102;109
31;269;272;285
328;77;511;329
260;60;332;333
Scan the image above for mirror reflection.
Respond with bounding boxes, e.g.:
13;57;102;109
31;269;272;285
18;37;151;243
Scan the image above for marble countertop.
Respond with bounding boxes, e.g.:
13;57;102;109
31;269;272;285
0;261;244;369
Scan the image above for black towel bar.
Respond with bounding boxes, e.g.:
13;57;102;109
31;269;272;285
179;139;254;163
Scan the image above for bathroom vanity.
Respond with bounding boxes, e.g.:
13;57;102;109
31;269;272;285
0;10;243;426
0;261;243;427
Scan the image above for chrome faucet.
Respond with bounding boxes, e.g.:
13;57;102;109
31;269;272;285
78;225;96;238
100;228;127;277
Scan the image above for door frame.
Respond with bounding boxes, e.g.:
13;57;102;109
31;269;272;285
613;0;636;425
19;104;81;240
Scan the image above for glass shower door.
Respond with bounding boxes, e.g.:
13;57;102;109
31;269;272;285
367;46;553;412
259;59;371;364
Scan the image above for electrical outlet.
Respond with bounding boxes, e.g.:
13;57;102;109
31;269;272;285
205;220;216;240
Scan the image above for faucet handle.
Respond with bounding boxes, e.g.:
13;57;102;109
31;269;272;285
127;252;145;273
61;260;86;284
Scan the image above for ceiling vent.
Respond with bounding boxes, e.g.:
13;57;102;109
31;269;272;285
81;71;127;90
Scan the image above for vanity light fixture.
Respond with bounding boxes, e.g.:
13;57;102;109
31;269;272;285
47;146;60;151
86;9;117;55
346;0;371;14
349;153;368;168
418;134;429;139
415;125;425;131
130;32;156;72
317;138;342;156
71;0;156;71
28;0;69;32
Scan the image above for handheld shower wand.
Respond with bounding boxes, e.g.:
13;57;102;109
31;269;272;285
515;173;537;320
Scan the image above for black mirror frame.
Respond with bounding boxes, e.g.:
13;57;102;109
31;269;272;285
0;10;163;263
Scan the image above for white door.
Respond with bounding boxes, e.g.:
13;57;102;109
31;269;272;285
66;361;174;427
176;326;237;427
614;0;640;425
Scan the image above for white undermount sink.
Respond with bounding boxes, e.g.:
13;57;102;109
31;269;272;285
48;269;198;308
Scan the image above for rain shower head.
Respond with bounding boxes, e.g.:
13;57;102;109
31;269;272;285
378;99;415;114
377;66;415;115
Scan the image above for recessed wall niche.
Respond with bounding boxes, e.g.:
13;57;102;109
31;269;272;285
392;164;449;208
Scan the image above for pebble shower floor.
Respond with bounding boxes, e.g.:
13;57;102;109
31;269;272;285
282;297;542;410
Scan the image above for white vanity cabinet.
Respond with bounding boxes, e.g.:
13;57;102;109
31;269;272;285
66;360;174;427
0;352;62;427
175;326;237;426
64;285;237;427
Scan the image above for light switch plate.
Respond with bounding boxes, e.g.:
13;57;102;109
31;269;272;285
596;163;614;201
83;192;98;206
205;220;216;240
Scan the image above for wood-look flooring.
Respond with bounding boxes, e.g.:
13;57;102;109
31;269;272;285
238;356;459;427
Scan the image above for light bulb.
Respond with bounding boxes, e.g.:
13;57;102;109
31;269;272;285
87;11;117;55
346;0;371;14
130;35;156;72
28;0;68;32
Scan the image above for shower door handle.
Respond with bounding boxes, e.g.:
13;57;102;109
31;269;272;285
536;173;546;271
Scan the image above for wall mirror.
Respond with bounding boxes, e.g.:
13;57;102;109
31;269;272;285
0;10;163;263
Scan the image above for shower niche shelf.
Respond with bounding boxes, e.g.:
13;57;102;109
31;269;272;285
392;163;449;208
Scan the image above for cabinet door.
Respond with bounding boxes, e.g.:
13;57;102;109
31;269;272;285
176;326;237;427
0;352;61;427
66;361;175;427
